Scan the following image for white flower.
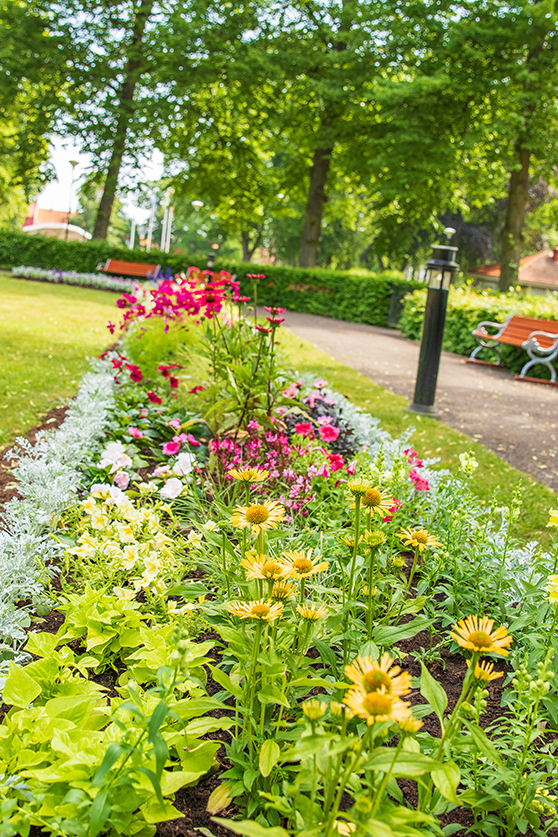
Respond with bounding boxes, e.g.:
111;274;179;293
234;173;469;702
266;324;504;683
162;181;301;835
113;587;135;600
201;520;219;531
90;483;110;497
121;544;139;569
173;452;196;476
99;442;133;474
187;530;202;548
160;477;184;500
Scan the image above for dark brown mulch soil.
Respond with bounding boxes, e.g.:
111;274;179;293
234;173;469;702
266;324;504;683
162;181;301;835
0;405;68;506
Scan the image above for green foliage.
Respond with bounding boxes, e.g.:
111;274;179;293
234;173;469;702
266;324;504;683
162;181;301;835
400;285;558;374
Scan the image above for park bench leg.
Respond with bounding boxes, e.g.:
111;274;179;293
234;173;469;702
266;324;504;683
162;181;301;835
468;342;502;365
519;356;557;383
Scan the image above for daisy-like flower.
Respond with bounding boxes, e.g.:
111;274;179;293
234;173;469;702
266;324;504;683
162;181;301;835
347;478;371;497
227;598;284;622
345;654;412;697
280;549;329;579
398;716;424;734
333;822;356;836
343;687;412;726
302;699;327;720
546;575;558;605
548;509;558;527
297;602;328;621
397;528;441;553
240;556;287;580
228;467;269;483
450;615;513;657
271;580;297;600
350;487;393;517
230;500;285;534
467;659;504;682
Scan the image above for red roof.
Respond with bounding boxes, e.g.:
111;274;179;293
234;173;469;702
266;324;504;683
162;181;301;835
23;202;77;228
470;250;558;289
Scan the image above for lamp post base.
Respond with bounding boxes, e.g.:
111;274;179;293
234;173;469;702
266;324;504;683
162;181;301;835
406;402;441;418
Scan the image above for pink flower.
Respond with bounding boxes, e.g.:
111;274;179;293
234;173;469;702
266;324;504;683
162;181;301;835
264;306;286;314
404;448;424;467
167;419;181;429
188;385;204;394
318;424;340;442
162;441;181;455
294;422;315;439
113;471;130;489
409;468;429;491
147;391;162;405
281;384;300;398
383;498;402;522
313;378;328;389
128;426;143;439
248;420;260;430
345;461;357;476
187;433;201;446
328;453;345;472
316;462;331;478
107;321;116;334
140;409;149;417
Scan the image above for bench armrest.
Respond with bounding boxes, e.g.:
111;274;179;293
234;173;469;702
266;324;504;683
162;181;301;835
472;318;509;338
522;330;558;355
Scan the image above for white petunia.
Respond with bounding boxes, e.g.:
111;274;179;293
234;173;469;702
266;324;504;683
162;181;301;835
160;477;184;500
173;452;196;476
99;441;133;474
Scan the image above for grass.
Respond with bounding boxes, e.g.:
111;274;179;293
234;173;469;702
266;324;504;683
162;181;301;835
0;273;116;448
277;327;556;543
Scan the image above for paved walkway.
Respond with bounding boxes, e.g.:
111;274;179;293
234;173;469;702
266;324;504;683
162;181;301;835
282;310;558;493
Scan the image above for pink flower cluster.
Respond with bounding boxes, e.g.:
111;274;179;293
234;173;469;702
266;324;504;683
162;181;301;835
113;268;240;334
162;421;200;456
404;449;429;491
294;420;340;443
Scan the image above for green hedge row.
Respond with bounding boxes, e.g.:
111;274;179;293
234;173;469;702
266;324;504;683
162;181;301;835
400;285;558;376
1;231;421;328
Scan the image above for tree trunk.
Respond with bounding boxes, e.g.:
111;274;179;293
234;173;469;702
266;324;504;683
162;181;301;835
499;144;531;291
299;143;333;268
241;228;263;262
92;0;154;239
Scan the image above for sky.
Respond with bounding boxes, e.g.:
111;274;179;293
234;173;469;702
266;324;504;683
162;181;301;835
37;137;164;224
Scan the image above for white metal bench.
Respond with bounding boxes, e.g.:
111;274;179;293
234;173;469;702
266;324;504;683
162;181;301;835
467;315;558;383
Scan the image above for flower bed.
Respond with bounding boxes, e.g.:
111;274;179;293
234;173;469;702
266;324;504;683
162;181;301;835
0;269;557;837
11;265;136;292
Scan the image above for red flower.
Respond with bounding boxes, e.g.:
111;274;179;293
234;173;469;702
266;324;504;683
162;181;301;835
126;363;143;382
147;391;162;404
294;422;315;438
255;325;273;334
169;376;179;388
264;306;286;314
383;498;402;522
247;273;266;279
158;366;170;378
266;317;285;326
188;385;204;394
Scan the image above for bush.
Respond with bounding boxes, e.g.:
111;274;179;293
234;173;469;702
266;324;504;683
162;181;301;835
400;284;558;375
2;231;422;327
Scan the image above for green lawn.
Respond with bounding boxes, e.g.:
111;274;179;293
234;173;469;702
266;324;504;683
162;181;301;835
278;328;556;542
0;273;116;448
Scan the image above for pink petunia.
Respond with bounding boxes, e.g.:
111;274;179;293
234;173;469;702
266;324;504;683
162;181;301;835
167;418;181;429
162;441;181;455
383;498;402;522
128;426;143;439
328;453;345;472
113;471;130;489
318;424;340;442
187;433;201;446
294;422;315;439
316;462;331;478
281;384;300;398
313;378;328;389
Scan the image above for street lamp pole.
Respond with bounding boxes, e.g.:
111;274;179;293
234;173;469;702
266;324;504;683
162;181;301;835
65;160;79;241
407;228;459;416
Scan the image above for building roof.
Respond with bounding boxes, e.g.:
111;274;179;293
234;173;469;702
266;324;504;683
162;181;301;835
23;202;78;228
470;249;558;290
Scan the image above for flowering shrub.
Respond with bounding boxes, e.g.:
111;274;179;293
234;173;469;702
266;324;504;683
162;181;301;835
11;265;135;292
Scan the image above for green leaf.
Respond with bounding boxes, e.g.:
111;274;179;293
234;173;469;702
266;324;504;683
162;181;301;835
212;818;290;837
372;618;432;646
136;766;165;806
259;740;280;778
432;760;461;804
89;789;110;837
148;701;169;741
24;631;60;658
2;662;41;708
207;784;234;815
257;685;289;708
208;665;243;697
420;662;447;728
366;748;442;777
92;742;127;787
463;721;504;770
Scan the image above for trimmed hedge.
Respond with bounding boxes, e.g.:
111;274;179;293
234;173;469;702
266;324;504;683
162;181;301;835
1;231;422;328
400;285;558;377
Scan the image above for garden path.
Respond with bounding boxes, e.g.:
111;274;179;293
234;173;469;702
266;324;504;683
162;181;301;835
281;310;558;493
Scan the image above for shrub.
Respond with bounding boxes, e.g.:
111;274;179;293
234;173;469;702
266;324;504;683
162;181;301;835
400;284;558;375
2;231;422;327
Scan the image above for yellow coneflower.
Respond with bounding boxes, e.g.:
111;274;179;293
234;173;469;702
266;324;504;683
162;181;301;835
333;822;356;836
450;615;513;657
349;487;393;517
240;555;287;580
546;575;558;605
297;602;328;621
548;509;558;527
398;715;424;734
364;530;386;548
228;467;269;483
280;549;329;579
302;699;327;720
344;653;412;697
230;500;285;534
271;580;297;600
467;659;504;682
343;687;412;726
340;534;363;551
347;478;371;497
396;528;441;553
226;598;284;622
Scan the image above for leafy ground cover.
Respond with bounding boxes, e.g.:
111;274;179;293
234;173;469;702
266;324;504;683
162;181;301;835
0;269;557;837
0;272;117;447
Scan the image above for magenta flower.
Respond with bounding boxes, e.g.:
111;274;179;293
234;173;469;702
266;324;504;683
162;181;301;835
404;448;424;467
294;422;315;438
128;426;143;439
162;441;181;455
328;453;345;472
318;424;340;442
147;391;162;405
383;498;402;522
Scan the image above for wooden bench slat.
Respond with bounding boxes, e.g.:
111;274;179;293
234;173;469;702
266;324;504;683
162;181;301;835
98;259;160;278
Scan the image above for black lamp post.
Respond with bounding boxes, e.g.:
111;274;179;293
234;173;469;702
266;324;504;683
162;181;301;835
408;228;459;416
206;252;216;271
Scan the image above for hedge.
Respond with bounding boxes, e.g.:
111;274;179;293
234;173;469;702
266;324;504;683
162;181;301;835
399;285;558;376
1;231;422;328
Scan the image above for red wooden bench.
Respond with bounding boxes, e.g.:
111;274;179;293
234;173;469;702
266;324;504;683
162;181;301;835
97;259;160;279
467;314;558;383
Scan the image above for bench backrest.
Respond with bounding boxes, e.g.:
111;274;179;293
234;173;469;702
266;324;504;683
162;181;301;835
502;315;558;348
102;259;160;278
